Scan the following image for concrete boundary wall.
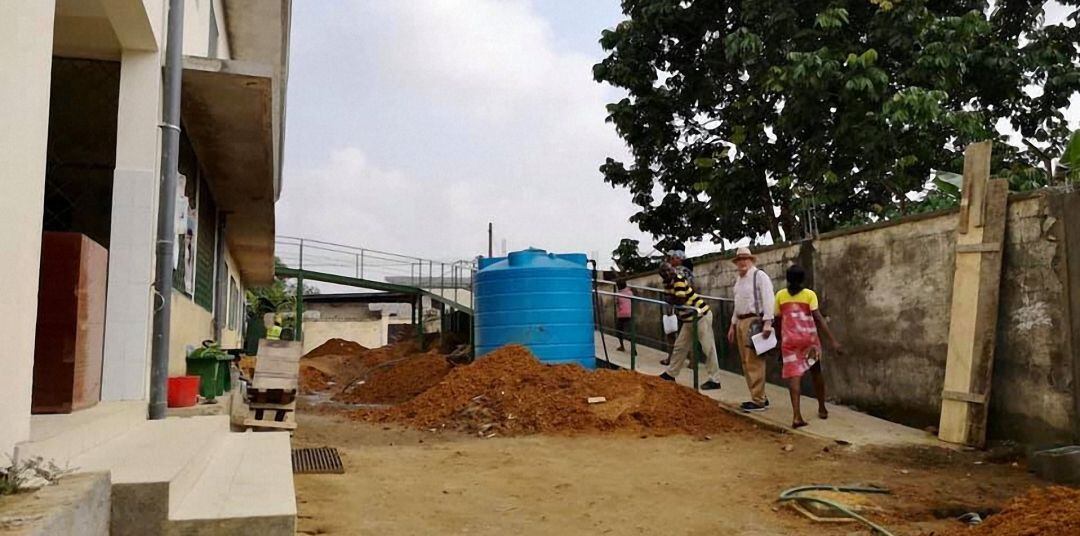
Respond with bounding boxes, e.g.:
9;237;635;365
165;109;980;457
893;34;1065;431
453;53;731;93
609;189;1080;445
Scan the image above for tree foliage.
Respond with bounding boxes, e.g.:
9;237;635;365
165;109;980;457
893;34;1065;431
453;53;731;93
594;0;1080;244
611;238;660;273
245;257;319;319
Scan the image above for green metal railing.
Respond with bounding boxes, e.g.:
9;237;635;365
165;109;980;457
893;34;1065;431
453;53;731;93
274;236;476;350
594;288;714;390
593;279;735;391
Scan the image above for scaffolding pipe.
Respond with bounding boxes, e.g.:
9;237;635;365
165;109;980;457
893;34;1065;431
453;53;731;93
149;0;185;420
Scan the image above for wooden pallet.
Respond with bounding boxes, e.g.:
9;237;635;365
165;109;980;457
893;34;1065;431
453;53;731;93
242;418;297;432
246;386;297;405
243;402;297;431
242;339;303;431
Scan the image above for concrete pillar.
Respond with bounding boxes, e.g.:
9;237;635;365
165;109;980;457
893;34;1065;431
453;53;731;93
101;49;162;401
0;1;56;457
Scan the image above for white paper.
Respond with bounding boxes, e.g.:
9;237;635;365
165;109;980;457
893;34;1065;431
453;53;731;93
751;331;777;355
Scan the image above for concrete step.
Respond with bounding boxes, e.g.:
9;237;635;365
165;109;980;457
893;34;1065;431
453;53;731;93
167;432;296;535
70;416;230;535
0;472;111;536
14;401;147;467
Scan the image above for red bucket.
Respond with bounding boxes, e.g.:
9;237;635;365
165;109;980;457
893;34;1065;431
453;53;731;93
167;376;201;408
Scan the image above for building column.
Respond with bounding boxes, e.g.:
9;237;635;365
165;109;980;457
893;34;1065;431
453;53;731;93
0;1;56;457
101;49;162;401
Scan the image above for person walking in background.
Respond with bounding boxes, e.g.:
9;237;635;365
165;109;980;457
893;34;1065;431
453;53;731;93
615;279;634;352
727;247;774;412
668;249;694;283
658;262;722;390
774;264;841;428
661;249;693;366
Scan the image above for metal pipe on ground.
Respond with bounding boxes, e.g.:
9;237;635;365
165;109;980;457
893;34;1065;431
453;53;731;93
149;0;185;420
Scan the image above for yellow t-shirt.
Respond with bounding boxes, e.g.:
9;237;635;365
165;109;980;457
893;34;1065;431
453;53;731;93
774;288;818;315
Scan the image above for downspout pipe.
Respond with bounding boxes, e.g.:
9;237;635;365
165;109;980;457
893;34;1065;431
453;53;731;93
149;0;185;420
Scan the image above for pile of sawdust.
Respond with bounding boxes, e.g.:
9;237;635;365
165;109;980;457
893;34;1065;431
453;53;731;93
352;345;748;436
942;486;1080;535
299;365;332;393
298;338;450;398
335;351;452;405
303;338;369;360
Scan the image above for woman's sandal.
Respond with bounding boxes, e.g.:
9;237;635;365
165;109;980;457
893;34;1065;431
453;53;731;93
793;420;808;429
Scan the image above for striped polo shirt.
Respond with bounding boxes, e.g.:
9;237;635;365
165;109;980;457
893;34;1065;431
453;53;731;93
667;274;710;320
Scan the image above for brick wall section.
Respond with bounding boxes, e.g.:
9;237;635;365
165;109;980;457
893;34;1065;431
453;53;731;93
608;189;1079;445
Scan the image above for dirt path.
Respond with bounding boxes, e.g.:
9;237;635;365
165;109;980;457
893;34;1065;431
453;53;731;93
293;411;1039;536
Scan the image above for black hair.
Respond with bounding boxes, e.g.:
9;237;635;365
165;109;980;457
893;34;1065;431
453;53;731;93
786;264;806;295
616;279;627;290
682;258;695;273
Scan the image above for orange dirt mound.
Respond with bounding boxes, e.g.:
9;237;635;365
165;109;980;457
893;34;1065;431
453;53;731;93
334;351;453;405
299;364;332;394
352;345;749;436
303;338;368;360
298;339;447;396
942;486;1080;536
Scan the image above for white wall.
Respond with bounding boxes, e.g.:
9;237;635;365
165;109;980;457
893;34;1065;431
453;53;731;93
302;321;385;355
182;0;231;59
101;48;163;401
0;0;57;457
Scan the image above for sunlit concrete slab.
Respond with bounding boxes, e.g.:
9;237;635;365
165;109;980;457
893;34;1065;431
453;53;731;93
596;332;950;449
16;401;147;467
169;432;296;535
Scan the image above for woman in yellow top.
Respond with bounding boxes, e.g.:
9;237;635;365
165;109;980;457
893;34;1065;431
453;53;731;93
774;265;841;428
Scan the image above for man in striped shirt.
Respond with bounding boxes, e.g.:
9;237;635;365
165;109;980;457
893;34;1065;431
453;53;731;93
658;263;722;390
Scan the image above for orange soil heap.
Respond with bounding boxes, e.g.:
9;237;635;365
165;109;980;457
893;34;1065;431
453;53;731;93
353;345;748;436
943;486;1080;536
298;338;452;401
299;366;332;393
335;350;453;405
303;338;368;360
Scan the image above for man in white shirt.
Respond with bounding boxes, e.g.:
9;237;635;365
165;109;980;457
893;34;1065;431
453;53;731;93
726;247;775;412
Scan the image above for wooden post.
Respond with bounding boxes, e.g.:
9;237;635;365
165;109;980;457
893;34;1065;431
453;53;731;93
938;141;1009;447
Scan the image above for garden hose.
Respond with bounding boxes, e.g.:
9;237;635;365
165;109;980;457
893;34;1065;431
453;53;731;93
778;485;896;536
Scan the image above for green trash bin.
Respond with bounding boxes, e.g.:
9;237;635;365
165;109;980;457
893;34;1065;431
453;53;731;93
186;341;232;400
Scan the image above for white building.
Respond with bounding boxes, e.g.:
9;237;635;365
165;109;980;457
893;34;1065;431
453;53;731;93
1;2;294;531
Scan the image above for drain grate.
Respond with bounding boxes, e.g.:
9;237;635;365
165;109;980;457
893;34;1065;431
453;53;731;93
292;447;345;474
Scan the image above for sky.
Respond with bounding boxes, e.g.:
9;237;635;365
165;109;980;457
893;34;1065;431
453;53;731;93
277;0;648;268
277;1;1078;272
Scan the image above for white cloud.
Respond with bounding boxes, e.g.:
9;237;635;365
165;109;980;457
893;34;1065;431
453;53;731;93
279;0;652;271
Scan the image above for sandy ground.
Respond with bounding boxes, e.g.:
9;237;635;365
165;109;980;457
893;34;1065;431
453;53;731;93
293;410;1040;536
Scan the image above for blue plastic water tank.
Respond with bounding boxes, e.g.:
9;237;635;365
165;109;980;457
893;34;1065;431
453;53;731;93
474;248;595;369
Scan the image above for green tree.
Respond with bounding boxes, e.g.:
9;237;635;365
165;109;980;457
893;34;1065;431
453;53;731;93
611;238;659;273
245;257;319;320
594;0;1080;244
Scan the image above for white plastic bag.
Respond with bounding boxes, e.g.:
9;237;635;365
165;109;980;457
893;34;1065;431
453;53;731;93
662;314;679;335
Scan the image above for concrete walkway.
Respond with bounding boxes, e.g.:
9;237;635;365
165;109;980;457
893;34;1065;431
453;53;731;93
595;332;951;449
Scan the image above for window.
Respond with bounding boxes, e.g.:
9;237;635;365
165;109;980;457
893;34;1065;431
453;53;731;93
174;133;199;295
193;179;217;311
228;276;238;330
